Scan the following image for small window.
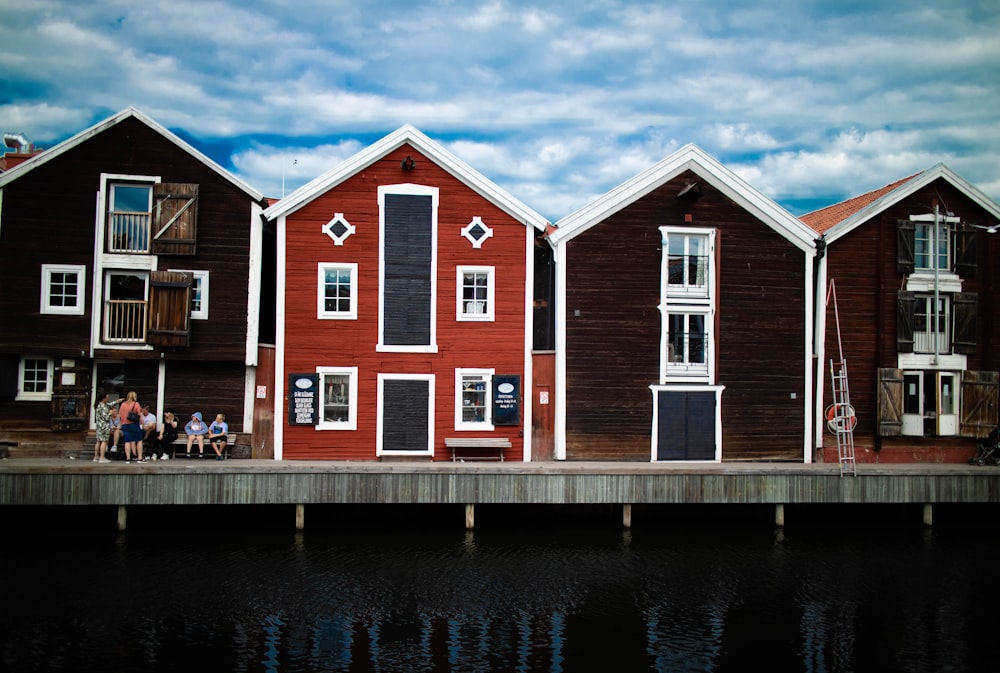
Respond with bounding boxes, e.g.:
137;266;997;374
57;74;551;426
323;213;356;246
317;366;358;430
318;263;358;320
455;369;494;430
913;294;951;354
665;232;710;297
41;264;86;315
461;217;493;248
170;270;209;319
914;222;950;272
108;182;153;253
666;311;710;376
457;266;495;321
17;357;53;401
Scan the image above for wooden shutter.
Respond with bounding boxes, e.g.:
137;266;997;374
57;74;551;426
382;194;432;346
877;368;904;436
381;379;430;452
147;270;192;347
897;220;915;274
953;227;977;277
953;292;977;355
151;183;198;255
896;291;915;354
960;370;998;438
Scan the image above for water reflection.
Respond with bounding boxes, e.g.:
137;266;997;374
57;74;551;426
2;504;999;672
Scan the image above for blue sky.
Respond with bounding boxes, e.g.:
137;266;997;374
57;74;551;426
2;0;998;220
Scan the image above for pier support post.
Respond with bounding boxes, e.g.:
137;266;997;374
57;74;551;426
923;503;933;527
775;503;785;528
117;505;127;532
295;504;305;531
465;503;475;530
622;504;632;529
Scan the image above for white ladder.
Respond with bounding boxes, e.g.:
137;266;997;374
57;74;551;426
828;359;857;476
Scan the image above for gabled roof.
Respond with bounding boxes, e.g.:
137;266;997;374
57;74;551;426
803;164;1000;243
0;106;264;201
263;124;549;231
547;143;817;252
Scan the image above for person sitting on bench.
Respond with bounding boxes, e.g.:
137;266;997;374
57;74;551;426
208;413;229;461
184;411;209;457
154;409;179;459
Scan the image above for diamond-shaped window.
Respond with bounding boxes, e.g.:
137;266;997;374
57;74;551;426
461;217;493;249
323;213;356;246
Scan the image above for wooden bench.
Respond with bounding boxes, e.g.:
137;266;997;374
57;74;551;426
168;433;239;460
445;437;511;462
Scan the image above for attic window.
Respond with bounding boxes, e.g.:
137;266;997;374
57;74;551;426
323;213;356;246
461;217;493;249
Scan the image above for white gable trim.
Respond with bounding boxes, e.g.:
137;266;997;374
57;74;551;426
263;124;549;232
548;144;816;253
0;107;263;201
823;164;1000;244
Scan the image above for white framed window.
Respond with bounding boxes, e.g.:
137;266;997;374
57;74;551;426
170;269;209;319
913;294;950;354
461;216;493;248
318;263;358;320
41;264;86;315
660;227;715;383
322;213;356;246
317;366;358;430
17;357;53;401
914;222;950;272
106;180;154;254
457;266;495;321
455;368;494;430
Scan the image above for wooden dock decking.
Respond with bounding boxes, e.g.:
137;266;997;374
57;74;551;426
2;458;998;507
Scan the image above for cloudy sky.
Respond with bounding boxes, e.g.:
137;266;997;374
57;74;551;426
2;0;998;220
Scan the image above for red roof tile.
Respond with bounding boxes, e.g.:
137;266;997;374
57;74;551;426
801;173;922;234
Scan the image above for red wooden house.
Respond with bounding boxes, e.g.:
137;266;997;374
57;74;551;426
546;145;819;462
804;164;1000;463
264;126;549;460
0;107;270;455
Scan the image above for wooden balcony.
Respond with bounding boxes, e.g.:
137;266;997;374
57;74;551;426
103;299;147;344
107;212;151;254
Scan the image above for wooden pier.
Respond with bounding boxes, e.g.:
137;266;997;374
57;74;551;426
2;458;998;530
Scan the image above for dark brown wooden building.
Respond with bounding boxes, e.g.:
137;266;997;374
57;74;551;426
804;165;1000;463
0;107;271;454
546;145;819;462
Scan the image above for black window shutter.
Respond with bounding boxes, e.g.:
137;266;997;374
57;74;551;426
896;290;915;353
897;220;915;274
953;292;977;355
383;194;432;346
953;227;977;277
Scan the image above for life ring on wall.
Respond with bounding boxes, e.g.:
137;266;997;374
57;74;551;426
825;404;858;433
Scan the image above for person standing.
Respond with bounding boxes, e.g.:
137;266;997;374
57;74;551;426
119;391;145;463
92;391;114;464
208;413;229;460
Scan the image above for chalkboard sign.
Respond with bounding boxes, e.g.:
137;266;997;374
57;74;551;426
288;374;319;426
492;375;520;426
61;397;77;416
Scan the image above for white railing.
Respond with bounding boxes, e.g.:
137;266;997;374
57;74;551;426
914;331;949;354
103;300;147;343
108;212;152;253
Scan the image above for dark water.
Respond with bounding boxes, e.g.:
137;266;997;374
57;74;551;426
3;503;1000;672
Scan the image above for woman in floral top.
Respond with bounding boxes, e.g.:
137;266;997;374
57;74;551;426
92;391;118;463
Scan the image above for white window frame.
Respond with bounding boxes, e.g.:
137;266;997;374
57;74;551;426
41;264;86;315
456;265;495;322
461;216;493;248
17;356;53;401
316;366;358;430
317;263;358;320
913;221;950;273
455;368;495;431
659;227;716;384
322;213;356;246
170;269;209;320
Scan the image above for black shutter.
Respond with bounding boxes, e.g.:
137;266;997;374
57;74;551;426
656;390;716;460
383;194;432;346
877;368;904;437
896;291;915;353
382;379;430;452
953;227;977;277
897;219;915;274
953;292;977;355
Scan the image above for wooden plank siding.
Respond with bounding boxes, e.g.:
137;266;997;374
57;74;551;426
281;144;529;461
822;178;1000;454
565;171;807;461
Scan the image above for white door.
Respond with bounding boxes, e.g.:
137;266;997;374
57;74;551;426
902;372;923;436
937;372;958;436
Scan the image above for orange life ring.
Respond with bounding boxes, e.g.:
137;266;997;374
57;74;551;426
825;404;857;432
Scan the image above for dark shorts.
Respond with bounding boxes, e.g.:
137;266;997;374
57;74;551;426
211;435;228;444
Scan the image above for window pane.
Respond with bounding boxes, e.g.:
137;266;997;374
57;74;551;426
688;314;706;363
324;268;352;313
49;271;78;307
463;272;489;315
191;277;203;313
461;375;487;423
23;359;48;393
323;374;350;422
